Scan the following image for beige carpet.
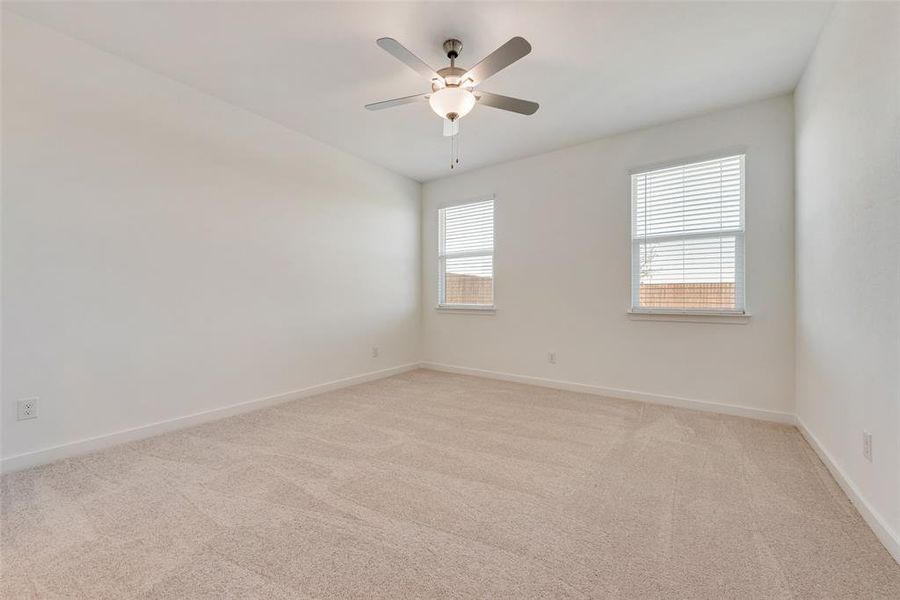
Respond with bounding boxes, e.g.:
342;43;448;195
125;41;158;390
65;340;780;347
2;369;898;599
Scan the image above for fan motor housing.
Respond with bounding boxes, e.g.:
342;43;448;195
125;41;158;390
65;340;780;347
434;66;467;90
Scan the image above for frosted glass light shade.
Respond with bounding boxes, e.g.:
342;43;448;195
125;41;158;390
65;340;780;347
429;87;476;120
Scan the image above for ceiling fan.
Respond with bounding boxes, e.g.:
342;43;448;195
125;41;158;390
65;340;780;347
365;36;539;164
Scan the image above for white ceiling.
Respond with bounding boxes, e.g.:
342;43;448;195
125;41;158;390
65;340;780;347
7;1;832;182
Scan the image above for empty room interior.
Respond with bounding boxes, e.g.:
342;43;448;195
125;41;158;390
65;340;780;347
2;1;899;598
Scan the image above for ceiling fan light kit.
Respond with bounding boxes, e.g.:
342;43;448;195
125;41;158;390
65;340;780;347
366;35;539;170
429;87;476;121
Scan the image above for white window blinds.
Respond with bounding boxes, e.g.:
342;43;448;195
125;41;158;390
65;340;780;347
439;199;494;307
631;155;745;313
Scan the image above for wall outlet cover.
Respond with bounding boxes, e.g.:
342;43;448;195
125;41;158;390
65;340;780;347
17;398;38;421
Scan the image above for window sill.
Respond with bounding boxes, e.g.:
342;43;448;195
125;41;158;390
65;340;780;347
436;305;496;315
628;310;751;324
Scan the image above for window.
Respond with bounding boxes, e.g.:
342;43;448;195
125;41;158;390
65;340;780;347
631;154;745;314
438;198;494;308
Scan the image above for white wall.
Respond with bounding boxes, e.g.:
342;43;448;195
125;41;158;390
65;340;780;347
1;14;421;464
795;2;900;555
423;96;795;418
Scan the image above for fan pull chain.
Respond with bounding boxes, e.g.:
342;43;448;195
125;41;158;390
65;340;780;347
450;135;456;170
448;121;462;170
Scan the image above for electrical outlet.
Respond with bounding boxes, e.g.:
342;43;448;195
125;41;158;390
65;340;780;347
371;346;379;359
548;351;557;364
863;431;872;462
17;398;38;421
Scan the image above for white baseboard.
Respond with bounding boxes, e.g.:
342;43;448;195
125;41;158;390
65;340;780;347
420;362;797;424
797;418;900;564
0;362;420;475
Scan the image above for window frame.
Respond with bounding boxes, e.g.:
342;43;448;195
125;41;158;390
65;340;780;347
628;152;749;318
437;195;496;312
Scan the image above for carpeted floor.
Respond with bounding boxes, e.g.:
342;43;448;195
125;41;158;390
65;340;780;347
2;369;898;599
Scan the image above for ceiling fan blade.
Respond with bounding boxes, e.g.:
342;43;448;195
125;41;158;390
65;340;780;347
365;93;429;111
475;91;539;115
462;37;532;86
376;38;441;82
